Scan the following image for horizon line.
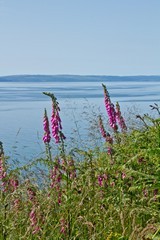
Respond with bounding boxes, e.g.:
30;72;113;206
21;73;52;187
1;73;160;78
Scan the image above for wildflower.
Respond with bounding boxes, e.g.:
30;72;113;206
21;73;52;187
99;115;107;138
98;175;103;187
99;115;113;143
29;207;41;234
98;174;107;187
29;208;36;227
43;108;51;143
143;188;148;197
68;158;76;179
0;142;7;191
32;226;41;235
0;158;6;181
115;102;127;131
9;178;19;192
153;189;158;201
102;84;118;131
107;147;113;155
121;172;126;179
13;198;20;209
138;157;146;164
50;159;61;188
51;104;61;143
43;92;66;143
60;218;67;235
51;102;65;143
27;187;36;202
50;158;62;204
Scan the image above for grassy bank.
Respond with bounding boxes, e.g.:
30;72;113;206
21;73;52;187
0;85;160;240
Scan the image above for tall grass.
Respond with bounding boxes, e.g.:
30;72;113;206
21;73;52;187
0;85;159;240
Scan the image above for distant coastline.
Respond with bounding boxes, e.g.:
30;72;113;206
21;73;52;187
0;75;160;82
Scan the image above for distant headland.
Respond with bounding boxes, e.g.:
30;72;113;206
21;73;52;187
0;75;160;82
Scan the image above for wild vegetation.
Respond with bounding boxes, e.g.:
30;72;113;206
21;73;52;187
0;84;160;240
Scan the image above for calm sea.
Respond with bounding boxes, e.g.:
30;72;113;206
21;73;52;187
0;75;160;161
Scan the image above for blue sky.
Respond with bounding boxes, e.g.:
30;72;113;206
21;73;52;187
0;0;160;76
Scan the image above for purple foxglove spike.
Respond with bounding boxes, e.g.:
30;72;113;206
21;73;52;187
43;109;51;144
102;84;118;131
116;102;127;131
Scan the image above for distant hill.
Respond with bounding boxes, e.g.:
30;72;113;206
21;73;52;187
0;74;160;82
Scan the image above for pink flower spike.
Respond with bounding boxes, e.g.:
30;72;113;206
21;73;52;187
43;92;66;143
102;84;118;132
107;147;113;155
98;175;103;187
99;115;107;138
121;172;126;179
43;109;51;144
115;102;127;132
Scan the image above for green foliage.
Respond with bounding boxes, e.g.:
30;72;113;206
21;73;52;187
0;102;160;239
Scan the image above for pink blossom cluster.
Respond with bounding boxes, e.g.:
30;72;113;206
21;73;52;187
121;172;126;179
107;147;113;155
27;187;36;202
27;186;41;234
51;103;65;143
1;153;20;207
43;108;51;143
9;178;19;192
99;115;107;138
99;116;113;144
153;189;158;201
50;158;62;204
0;156;7;191
60;218;67;235
102;84;118;131
29;207;41;234
98;174;107;187
68;158;76;179
115;102;127;132
0;157;6;181
42;92;66;144
9;178;20;209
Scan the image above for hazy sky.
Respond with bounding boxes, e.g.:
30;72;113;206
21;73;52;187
0;0;160;76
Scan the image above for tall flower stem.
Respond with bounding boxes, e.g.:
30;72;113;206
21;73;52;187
43;92;66;144
45;143;52;166
102;84;118;132
43;92;72;237
0;142;7;240
42;108;52;165
98;115;114;162
115;102;127;132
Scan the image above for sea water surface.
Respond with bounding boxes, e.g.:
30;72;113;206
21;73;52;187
0;75;160;161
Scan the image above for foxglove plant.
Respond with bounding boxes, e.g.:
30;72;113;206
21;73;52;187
99;115;113;144
43;108;51;144
29;207;41;234
27;187;36;202
115;102;127;132
102;84;118;132
50;158;62;205
43;92;66;144
98;174;107;187
9;178;19;192
0;157;7;190
42;108;52;162
99;115;107;139
27;184;41;235
60;218;67;235
0;142;7;192
69;159;76;179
